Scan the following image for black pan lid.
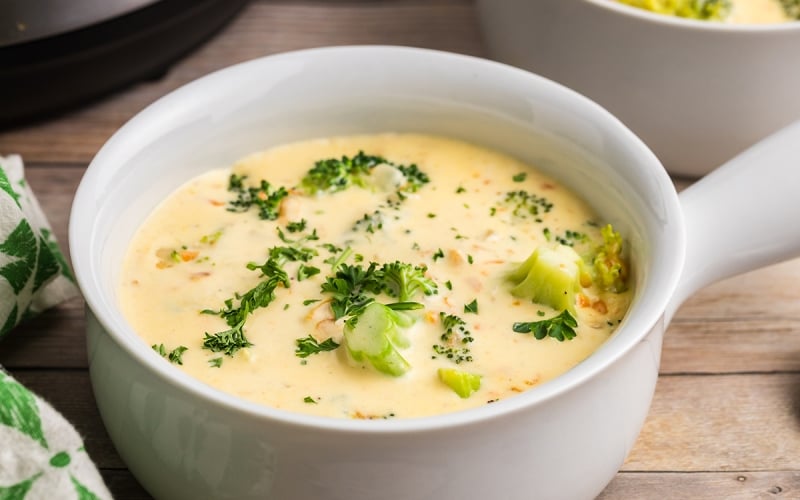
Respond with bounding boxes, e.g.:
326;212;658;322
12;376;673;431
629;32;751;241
0;0;249;128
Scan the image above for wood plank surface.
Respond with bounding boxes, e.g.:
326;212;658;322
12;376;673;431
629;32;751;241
599;471;800;500
0;1;485;164
2;1;799;499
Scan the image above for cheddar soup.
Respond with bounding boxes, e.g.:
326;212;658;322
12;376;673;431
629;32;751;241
617;0;798;23
119;134;632;419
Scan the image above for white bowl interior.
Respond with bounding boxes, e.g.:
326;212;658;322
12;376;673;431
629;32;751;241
70;46;684;426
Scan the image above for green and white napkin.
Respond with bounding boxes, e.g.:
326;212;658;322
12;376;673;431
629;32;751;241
0;155;112;499
0;155;76;336
0;371;112;499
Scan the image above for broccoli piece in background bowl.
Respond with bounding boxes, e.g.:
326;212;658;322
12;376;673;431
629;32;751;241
618;0;731;20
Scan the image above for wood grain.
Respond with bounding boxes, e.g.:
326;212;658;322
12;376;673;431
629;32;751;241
625;374;800;471
0;1;485;164
600;471;800;500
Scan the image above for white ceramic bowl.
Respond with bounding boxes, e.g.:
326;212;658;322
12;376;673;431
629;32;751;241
69;46;800;500
476;0;800;177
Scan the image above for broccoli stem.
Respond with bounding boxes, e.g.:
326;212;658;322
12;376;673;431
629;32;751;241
343;302;413;376
438;368;481;398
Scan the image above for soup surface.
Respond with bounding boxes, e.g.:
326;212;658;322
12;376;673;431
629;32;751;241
119;134;633;419
616;0;798;23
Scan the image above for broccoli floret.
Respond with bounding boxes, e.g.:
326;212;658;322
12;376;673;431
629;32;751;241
320;262;383;320
437;368;481;398
432;312;475;363
394;163;430;192
300;151;386;194
226;174;288;220
377;261;438;302
592;224;629;293
618;0;731;20
299;151;430;195
506;243;588;315
343;302;415;376
780;0;800;18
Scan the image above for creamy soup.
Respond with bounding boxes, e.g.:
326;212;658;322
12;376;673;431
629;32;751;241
617;0;797;23
119;134;633;419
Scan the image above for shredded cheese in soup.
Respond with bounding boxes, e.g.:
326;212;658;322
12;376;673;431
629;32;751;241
119;134;633;419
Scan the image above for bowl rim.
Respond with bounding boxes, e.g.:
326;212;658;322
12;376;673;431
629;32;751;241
71;45;685;434
585;0;800;31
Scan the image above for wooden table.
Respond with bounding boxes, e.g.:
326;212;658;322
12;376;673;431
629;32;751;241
2;1;799;498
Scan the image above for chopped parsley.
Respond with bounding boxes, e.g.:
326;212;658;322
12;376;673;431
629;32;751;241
202;320;253;356
298;264;321;281
320;242;343;254
201;251;293;356
319;260;435;320
168;346;188;365
464;299;479;314
286;219;307;233
433;313;474;364
543;228;587;247
320;262;383;319
512;172;527;182
276;226;319;245
323;246;353;272
295;335;340;358
152;344;189;365
395;163;430;192
353;210;384;234
513;310;578;341
226;174;288;220
500;189;553;221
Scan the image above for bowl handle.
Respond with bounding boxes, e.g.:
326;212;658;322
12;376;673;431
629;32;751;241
666;119;800;321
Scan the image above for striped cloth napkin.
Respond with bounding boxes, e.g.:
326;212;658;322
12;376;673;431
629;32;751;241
0;155;112;499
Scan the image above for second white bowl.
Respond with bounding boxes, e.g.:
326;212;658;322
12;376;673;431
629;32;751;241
477;0;800;177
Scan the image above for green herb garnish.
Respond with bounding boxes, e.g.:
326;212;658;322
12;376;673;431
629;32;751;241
152;344;189;365
286;219;307;233
167;346;188;365
513;310;578;341
295;335;340;358
298;264;321;281
227;174;288;220
433;313;474;364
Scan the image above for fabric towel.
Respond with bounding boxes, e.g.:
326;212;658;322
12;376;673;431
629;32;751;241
0;155;112;499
